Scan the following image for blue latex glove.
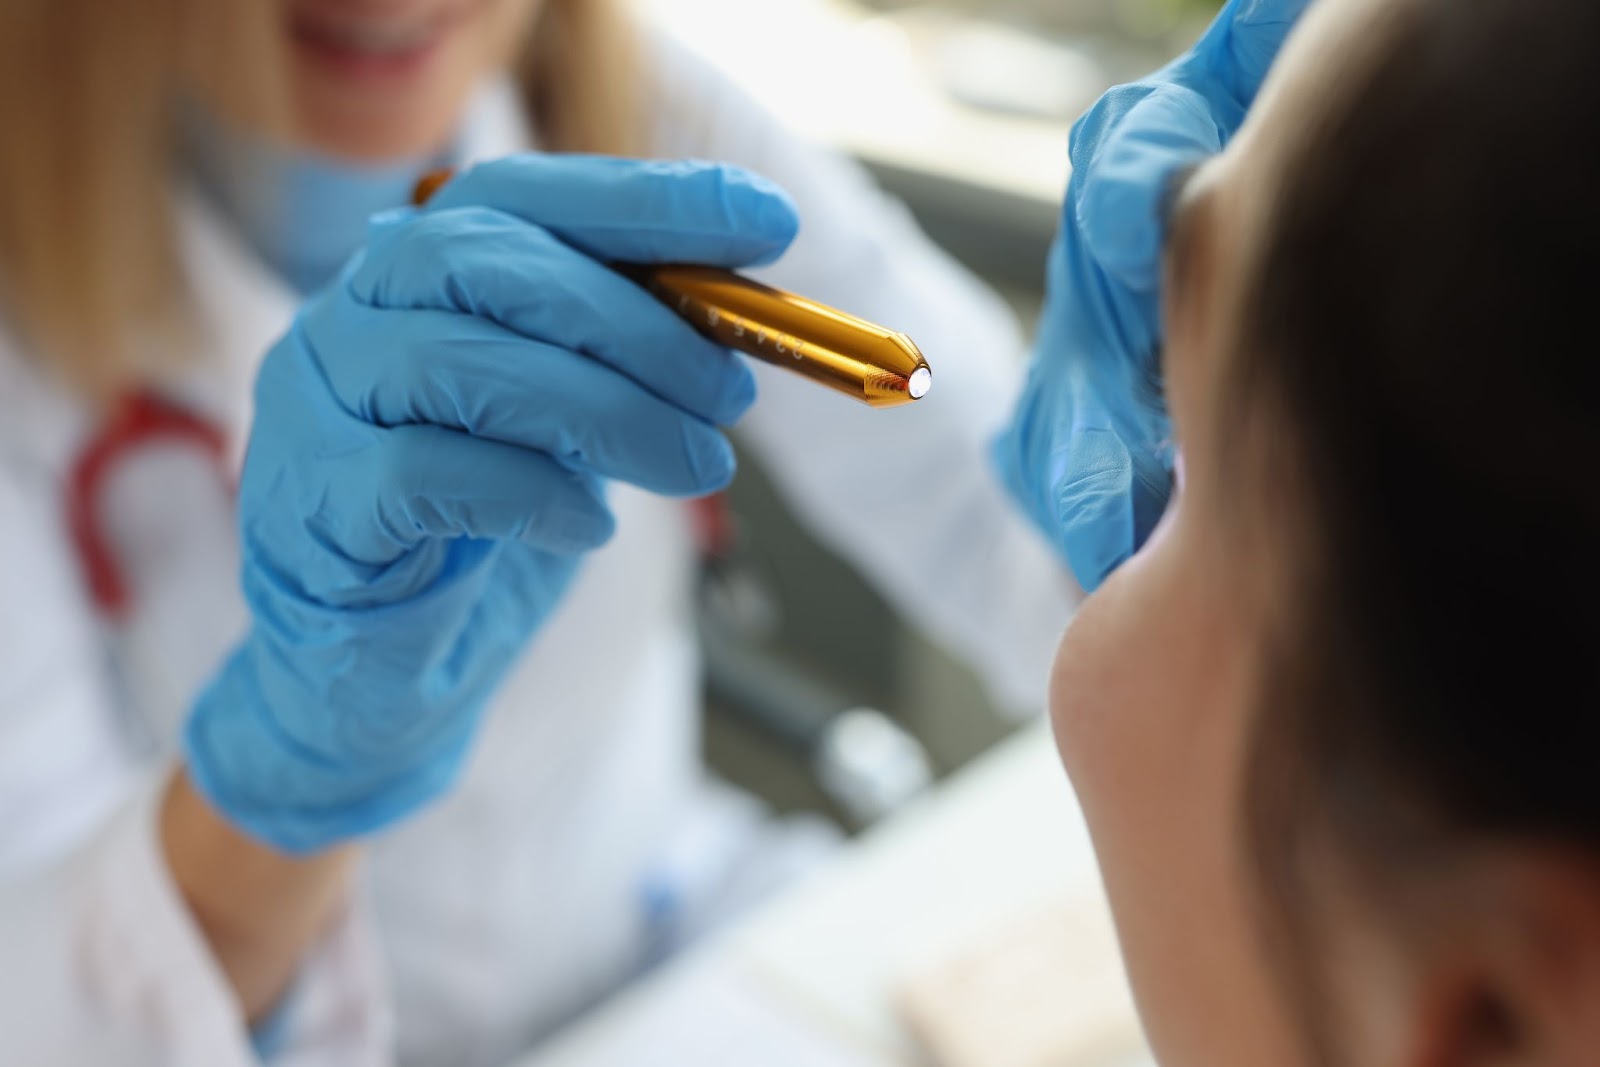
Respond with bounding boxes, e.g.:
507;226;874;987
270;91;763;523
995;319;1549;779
185;156;800;854
994;0;1308;591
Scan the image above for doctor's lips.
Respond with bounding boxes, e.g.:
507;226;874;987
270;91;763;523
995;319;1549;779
412;170;933;409
289;2;484;80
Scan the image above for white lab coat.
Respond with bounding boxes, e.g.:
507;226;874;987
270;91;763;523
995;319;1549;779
0;41;1081;1067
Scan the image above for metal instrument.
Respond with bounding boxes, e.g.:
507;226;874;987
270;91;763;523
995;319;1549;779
414;169;932;408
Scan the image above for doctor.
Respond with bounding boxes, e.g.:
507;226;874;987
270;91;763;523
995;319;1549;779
0;1;1079;1064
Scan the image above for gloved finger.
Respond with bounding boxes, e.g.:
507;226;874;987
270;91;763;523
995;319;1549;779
993;380;1171;592
346;212;756;427
1055;426;1171;592
1075;83;1221;293
421;155;801;268
307;307;740;498
1189;0;1311;113
324;424;617;562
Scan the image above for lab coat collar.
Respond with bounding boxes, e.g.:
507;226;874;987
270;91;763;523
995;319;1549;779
457;73;540;164
170;74;537;469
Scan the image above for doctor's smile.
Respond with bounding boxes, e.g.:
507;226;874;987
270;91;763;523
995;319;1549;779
2;0;1596;1064
287;1;494;82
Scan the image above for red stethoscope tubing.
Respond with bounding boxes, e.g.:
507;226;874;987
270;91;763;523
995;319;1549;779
68;392;732;620
67;392;231;621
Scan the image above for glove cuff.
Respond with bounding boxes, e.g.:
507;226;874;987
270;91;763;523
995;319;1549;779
183;643;473;855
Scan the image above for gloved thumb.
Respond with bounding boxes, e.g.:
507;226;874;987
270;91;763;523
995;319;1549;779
1055;415;1173;592
1210;0;1313;110
1076;83;1222;294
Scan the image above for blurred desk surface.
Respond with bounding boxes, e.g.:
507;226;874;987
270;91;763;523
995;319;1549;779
518;723;1156;1067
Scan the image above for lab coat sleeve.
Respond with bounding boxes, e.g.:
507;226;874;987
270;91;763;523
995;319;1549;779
646;38;1083;715
0;436;392;1066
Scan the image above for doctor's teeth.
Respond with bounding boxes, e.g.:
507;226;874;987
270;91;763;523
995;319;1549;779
328;19;434;53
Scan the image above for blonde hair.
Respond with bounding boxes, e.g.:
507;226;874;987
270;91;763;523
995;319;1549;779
0;0;644;402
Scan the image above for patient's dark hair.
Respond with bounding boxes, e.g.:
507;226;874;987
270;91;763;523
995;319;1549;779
1232;0;1600;1053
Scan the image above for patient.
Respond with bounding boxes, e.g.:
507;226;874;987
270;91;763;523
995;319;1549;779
1048;1;1600;1065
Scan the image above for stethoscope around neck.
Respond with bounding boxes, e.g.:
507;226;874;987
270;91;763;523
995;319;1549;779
67;391;232;621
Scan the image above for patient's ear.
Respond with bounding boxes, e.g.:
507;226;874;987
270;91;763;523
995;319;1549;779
1404;850;1600;1067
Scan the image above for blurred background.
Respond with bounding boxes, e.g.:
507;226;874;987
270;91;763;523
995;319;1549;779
644;0;1220;833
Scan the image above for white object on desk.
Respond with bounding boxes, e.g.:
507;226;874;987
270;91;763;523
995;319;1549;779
731;722;1127;1056
525;952;894;1067
520;724;1154;1067
898;896;1146;1067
